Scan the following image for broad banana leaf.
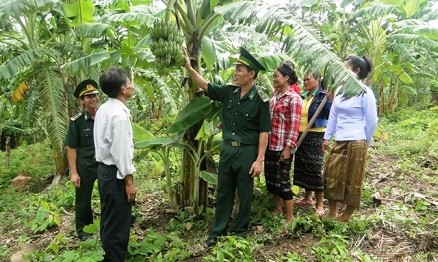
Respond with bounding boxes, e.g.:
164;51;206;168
135;137;176;149
75;23;115;38
135;137;193;157
199;170;218;185
214;1;367;98
0;49;58;80
63;0;95;26
61;52;112;74
132;123;155;142
166;96;212;133
202;36;232;70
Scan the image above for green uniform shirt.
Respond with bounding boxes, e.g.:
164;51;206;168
207;83;271;144
65;110;95;159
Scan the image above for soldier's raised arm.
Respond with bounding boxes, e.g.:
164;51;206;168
182;48;209;91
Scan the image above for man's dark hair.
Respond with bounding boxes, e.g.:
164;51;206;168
99;67;129;98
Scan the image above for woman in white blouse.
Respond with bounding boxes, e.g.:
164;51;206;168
322;55;378;222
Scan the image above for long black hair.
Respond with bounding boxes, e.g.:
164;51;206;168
344;55;373;80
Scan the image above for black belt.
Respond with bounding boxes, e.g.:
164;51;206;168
224;140;255;147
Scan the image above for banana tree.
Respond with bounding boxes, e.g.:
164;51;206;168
152;0;305;209
0;0;75;179
321;0;438;113
166;0;436;192
133;97;221;211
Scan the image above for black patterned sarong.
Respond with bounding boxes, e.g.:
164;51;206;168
293;132;325;192
264;150;293;200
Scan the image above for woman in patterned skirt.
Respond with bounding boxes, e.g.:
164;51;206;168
264;62;302;224
293;71;332;216
323;55;378;222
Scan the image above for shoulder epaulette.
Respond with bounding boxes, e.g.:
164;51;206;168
257;87;270;102
70;112;82;121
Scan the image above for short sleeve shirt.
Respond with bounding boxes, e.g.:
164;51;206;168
207;83;271;144
65;110;95;158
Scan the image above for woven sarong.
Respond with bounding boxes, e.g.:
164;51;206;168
264;150;293;200
323;140;367;207
293;132;324;192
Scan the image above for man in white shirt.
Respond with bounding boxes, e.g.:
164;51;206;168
94;67;136;261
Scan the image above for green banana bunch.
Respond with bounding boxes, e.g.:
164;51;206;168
150;19;186;69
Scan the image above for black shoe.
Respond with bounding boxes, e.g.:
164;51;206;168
203;238;216;248
78;235;90;241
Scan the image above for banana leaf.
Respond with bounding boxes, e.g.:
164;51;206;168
132;123;155;142
166;96;212;133
199;170;218;185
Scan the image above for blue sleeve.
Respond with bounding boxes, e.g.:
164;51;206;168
323;96;338;141
363;89;378;145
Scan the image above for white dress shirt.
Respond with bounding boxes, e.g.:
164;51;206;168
94;98;136;179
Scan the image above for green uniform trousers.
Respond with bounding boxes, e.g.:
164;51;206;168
210;143;258;239
75;158;98;238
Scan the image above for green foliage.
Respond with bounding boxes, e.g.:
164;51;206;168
277;252;307;262
166;208;212;237
205;236;261;262
0;141;54;190
1;107;438;261
128;229;190;261
251;187;285;234
375;108;438;156
30;199;61;233
27;233;104;261
166;97;213;134
311;234;350;261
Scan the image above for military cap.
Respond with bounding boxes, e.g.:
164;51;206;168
235;47;266;73
74;79;99;98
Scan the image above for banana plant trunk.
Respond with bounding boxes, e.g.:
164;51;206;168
388;79;399;113
51;143;68;185
378;82;385;115
5;136;11;166
178;43;208;210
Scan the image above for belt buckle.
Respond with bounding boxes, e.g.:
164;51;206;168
231;141;239;147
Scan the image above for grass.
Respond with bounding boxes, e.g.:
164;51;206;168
0;108;438;261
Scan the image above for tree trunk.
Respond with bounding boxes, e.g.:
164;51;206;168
176;41;208;211
50;138;68;186
430;78;438;106
388;79;399;113
378;81;385;115
5;136;11;166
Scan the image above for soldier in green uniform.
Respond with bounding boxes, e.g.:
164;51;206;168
183;47;271;247
65;79;100;241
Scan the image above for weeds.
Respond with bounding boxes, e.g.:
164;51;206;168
204;236;261;261
1;108;438;261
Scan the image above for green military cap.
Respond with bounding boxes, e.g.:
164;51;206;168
74;79;99;98
235;47;266;73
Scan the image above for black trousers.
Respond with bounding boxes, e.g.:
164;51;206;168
97;163;132;262
75;159;98;238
